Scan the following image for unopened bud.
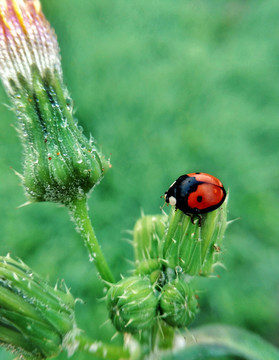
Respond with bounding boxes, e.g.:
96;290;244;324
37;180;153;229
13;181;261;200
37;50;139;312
0;255;77;359
163;197;228;276
159;279;198;328
133;214;167;275
0;0;109;205
106;276;158;334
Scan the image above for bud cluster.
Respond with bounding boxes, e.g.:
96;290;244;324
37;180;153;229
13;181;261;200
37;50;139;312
106;273;198;335
107;199;228;335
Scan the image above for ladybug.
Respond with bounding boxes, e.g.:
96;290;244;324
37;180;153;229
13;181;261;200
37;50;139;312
164;172;226;218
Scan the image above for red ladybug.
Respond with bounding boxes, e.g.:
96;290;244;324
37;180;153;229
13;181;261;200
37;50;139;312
164;172;226;216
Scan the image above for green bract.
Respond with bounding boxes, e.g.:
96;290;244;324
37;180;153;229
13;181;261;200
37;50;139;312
134;214;167;262
133;214;167;275
106;198;228;336
0;255;76;359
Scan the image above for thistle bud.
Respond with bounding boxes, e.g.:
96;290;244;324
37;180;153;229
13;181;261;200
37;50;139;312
0;0;109;205
159;279;198;328
0;255;77;359
163;197;228;276
106;276;158;334
133;214;167;275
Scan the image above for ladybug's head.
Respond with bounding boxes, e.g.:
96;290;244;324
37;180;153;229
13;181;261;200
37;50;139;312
164;191;177;206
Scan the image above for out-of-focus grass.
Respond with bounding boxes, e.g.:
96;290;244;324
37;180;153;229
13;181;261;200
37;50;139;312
0;0;278;359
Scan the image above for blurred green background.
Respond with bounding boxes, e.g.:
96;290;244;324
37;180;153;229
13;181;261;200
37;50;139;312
0;0;278;359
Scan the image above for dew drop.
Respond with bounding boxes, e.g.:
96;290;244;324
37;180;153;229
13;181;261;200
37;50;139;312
62;120;68;128
175;266;183;273
66;98;73;111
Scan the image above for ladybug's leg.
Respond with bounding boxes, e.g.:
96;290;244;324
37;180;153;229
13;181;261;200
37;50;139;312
190;214;202;227
190;214;196;225
160;202;168;212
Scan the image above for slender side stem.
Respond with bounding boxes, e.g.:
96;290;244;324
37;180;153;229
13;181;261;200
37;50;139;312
76;335;130;359
68;197;115;285
156;321;175;351
139;322;175;359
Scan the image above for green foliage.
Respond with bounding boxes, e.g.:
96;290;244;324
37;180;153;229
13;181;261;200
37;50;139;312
161;324;279;360
0;0;278;359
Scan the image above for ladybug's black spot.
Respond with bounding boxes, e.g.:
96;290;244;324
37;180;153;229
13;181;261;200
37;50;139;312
195;172;200;174
197;195;203;202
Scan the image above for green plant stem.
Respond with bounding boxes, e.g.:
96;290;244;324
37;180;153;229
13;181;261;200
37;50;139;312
68;197;115;285
76;335;130;359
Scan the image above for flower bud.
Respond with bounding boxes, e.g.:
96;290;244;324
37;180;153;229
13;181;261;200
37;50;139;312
133;214;167;274
163;197;228;276
0;0;109;205
159;279;198;328
106;276;158;334
0;255;77;359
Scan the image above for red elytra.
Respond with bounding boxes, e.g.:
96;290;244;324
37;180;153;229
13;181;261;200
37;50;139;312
186;173;225;212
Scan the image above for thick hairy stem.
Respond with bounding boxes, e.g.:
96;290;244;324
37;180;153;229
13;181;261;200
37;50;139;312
76;335;130;359
68;197;115;286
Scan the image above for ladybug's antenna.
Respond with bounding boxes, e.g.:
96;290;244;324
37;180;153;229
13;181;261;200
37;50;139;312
160;194;168;212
